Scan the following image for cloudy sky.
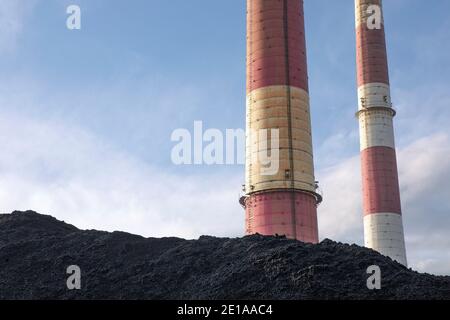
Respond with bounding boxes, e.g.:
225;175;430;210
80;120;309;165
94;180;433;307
0;0;449;275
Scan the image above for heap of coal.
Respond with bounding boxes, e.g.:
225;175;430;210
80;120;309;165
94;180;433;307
0;211;449;300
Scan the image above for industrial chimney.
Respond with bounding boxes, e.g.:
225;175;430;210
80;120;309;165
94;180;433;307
241;0;321;242
355;0;407;265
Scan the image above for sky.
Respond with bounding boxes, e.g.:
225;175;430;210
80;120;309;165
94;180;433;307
0;0;449;275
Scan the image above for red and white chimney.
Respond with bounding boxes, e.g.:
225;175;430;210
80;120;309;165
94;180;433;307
355;0;407;266
242;0;321;242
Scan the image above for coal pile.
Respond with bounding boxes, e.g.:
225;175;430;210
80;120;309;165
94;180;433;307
0;211;449;300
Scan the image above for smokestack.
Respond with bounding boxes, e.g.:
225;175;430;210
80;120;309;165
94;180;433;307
241;0;321;242
355;0;407;265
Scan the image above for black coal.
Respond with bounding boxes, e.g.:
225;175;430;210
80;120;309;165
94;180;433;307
0;211;448;300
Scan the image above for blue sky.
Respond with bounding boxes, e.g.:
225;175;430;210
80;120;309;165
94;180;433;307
0;0;449;275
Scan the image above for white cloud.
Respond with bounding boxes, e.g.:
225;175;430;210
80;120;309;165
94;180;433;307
398;134;450;275
315;130;359;168
316;155;362;243
0;0;36;53
0;112;244;239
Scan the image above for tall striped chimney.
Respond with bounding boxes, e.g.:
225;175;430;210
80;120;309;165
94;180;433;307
355;0;407;265
241;0;321;242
